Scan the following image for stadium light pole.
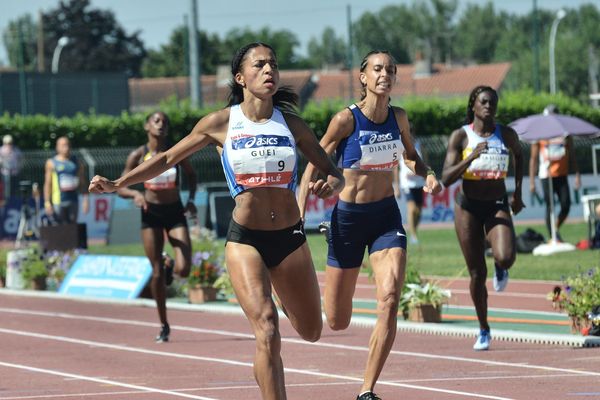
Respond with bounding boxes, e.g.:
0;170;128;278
549;9;566;94
51;36;70;74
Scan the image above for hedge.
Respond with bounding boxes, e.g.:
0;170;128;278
1;90;599;150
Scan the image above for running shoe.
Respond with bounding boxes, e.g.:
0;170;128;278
163;252;174;286
155;323;170;343
318;220;330;235
493;266;509;292
357;392;381;400
473;329;491;351
318;221;330;243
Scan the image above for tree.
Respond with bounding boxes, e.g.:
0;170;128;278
307;27;347;69
142;26;223;77
2;14;38;70
453;3;508;63
352;7;412;64
222;27;302;70
41;0;146;76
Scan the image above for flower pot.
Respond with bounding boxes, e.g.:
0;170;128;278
408;304;442;323
188;285;218;304
570;316;591;335
31;277;47;291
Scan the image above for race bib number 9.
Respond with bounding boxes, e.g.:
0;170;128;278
231;135;296;187
358;130;401;170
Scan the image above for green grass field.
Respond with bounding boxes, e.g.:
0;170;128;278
81;221;599;282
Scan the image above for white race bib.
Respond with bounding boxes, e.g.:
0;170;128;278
58;175;79;191
144;167;177;190
358;130;401;170
231;135;296;187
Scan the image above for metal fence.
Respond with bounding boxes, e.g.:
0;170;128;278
16;135;600;191
0;72;129;117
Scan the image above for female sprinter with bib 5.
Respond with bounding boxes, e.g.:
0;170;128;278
299;50;441;400
90;42;343;400
441;86;524;351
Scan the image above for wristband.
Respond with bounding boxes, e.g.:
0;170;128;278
426;169;436;178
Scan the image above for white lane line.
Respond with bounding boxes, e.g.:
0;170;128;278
0;327;513;400
0;361;218;400
1;307;597;378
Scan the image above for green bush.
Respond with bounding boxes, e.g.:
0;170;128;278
21;258;48;282
1;90;599;149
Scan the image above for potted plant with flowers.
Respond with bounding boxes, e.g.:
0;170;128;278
21;250;48;291
548;266;600;334
187;256;222;303
401;277;451;323
187;228;225;303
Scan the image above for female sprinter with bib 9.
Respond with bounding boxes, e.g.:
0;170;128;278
299;50;441;400
90;42;343;400
117;111;196;343
441;86;524;351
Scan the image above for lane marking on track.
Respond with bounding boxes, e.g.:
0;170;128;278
1;307;599;377
0;327;514;400
0;361;218;400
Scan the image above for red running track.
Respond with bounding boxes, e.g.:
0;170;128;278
1;292;599;400
339;271;561;313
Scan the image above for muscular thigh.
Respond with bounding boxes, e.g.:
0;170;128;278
167;226;192;271
141;228;165;266
454;204;486;270
225;242;274;320
270;242;321;328
485;208;515;258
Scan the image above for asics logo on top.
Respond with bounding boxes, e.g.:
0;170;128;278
245;136;279;148
232;135;292;150
396;232;406;237
292;229;304;235
368;132;394;144
232;121;244;130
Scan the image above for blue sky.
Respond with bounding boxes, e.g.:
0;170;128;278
0;0;593;65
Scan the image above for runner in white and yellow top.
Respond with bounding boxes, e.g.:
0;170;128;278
442;85;524;352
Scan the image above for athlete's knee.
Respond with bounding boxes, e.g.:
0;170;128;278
327;312;351;331
298;320;322;343
469;268;487;286
252;308;280;351
175;259;191;277
377;290;400;321
150;262;163;279
494;250;515;269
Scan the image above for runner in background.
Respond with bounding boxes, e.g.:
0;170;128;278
394;130;426;245
43;136;89;225
117;111;197;343
441;85;524;351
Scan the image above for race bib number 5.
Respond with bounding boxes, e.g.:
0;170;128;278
358;130;401;170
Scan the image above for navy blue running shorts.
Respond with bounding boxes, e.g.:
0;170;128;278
327;196;407;269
